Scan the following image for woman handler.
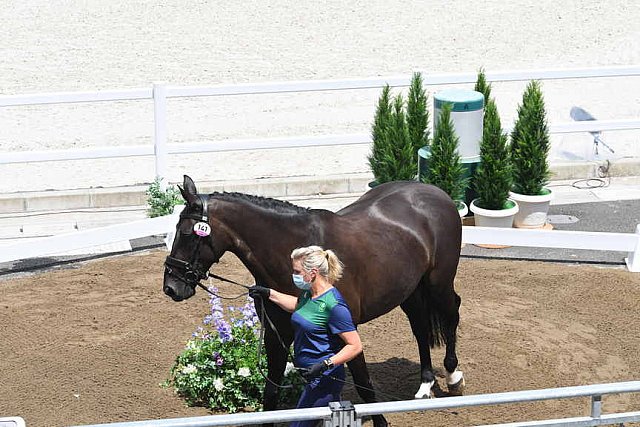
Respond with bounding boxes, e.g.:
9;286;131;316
249;245;362;426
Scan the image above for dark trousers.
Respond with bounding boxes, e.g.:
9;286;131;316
290;366;345;427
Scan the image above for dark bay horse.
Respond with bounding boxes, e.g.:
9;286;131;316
163;175;464;427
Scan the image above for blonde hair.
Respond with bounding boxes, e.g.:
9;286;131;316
290;245;344;284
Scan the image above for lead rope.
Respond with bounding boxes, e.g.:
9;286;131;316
200;276;454;407
196;275;301;389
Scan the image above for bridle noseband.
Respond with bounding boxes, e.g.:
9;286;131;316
164;195;214;289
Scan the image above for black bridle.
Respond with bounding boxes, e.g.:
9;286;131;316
164;195;217;291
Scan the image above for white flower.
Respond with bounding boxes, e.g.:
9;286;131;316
284;362;295;376
237;367;251;377
181;364;197;374
213;377;224;391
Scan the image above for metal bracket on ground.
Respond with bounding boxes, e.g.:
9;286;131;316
325;401;360;427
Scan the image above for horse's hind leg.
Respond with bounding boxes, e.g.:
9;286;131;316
400;287;437;399
346;352;388;427
426;268;465;396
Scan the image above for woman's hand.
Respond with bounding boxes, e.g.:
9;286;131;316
248;285;271;299
249;286;298;313
302;361;328;380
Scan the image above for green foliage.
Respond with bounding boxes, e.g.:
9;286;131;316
166;291;303;413
368;85;394;184
473;100;512;209
474;67;492;104
407;72;430;151
368;75;428;184
422;103;468;201
146;178;183;217
510;81;551;195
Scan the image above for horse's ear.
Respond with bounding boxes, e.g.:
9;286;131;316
179;175;198;205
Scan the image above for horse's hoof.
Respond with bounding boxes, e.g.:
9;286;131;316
447;377;465;396
414;381;435;399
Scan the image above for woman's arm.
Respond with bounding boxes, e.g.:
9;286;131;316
328;330;363;366
267;289;298;313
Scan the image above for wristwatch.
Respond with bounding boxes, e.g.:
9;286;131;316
323;358;334;369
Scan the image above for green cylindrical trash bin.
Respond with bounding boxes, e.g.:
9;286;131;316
431;89;484;208
433;89;484;162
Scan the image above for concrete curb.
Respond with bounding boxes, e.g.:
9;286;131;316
2;158;640;214
0;173;374;214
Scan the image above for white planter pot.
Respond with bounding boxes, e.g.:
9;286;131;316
469;199;519;228
455;200;468;218
509;189;553;228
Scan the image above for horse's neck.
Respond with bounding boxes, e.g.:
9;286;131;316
216;201;317;291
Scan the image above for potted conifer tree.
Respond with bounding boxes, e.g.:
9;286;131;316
509;80;553;228
368;73;429;189
407;72;430;155
422;102;469;217
469;69;519;227
368;84;394;187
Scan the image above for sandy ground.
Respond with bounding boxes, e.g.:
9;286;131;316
1;0;640;193
1;250;639;426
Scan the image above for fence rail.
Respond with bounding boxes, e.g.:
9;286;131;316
1;65;639;185
65;381;640;427
1;209;638;272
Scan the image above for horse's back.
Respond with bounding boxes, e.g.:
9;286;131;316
338;181;459;230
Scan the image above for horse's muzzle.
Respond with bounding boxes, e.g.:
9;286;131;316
163;284;185;302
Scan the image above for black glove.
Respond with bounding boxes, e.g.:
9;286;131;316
248;285;271;299
302;361;329;380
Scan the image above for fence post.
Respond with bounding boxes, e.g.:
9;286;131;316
327;401;358;427
153;82;168;190
591;394;602;418
625;224;640;272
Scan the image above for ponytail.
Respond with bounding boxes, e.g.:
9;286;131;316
325;249;344;284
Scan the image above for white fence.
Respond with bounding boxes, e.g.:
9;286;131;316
0;213;178;264
1;66;639;269
1;65;640;188
64;380;640;427
0;208;638;272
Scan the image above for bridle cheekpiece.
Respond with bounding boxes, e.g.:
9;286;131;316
164;195;213;288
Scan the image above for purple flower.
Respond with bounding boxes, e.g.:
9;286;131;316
216;355;224;366
217;320;233;342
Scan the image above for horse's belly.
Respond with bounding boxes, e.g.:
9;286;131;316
359;293;410;324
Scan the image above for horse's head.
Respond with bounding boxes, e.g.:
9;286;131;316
163;175;232;301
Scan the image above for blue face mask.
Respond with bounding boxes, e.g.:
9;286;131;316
292;274;311;291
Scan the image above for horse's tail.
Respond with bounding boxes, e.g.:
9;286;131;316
420;277;460;348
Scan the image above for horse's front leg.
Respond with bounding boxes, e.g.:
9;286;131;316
259;301;293;426
347;352;388;427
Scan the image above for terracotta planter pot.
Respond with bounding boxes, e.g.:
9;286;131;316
469;199;519;228
509;189;553;228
